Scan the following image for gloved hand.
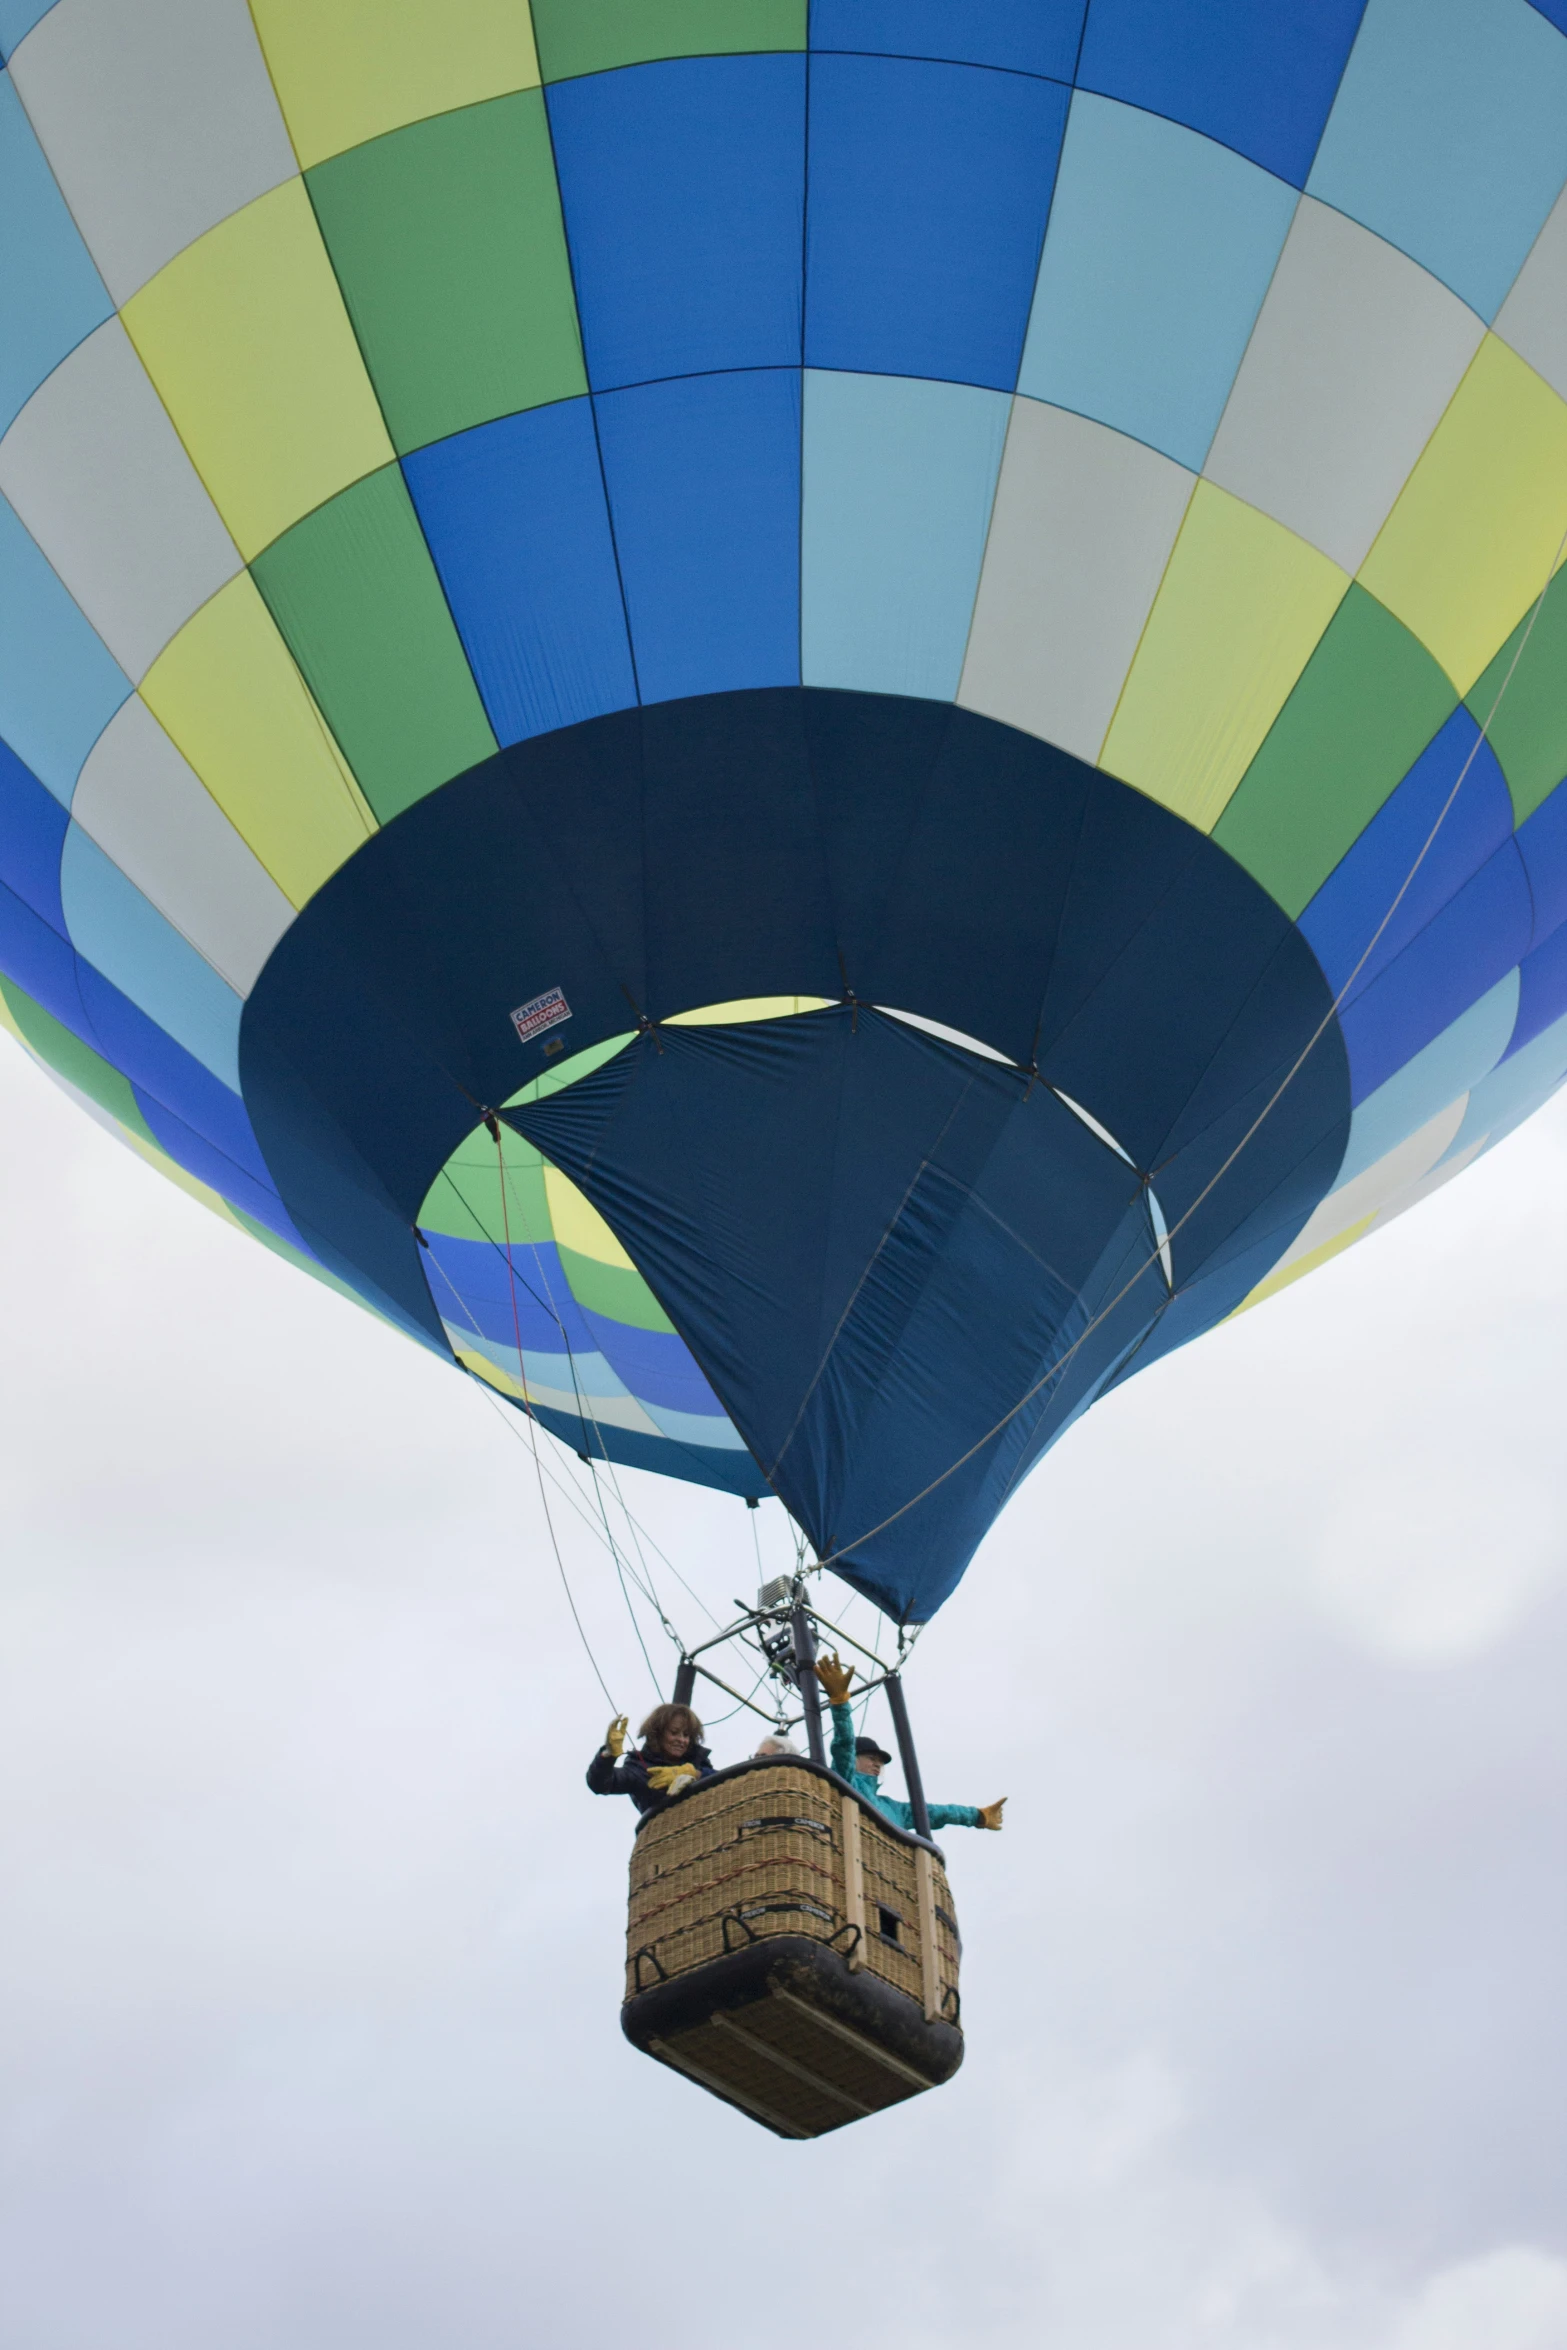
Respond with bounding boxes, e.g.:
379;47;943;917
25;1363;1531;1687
977;1798;1007;1831
646;1762;699;1793
813;1651;855;1706
604;1714;629;1757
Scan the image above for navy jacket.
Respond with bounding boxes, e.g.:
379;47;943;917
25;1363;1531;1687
586;1739;715;1817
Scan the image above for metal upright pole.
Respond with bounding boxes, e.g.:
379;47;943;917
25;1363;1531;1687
883;1671;932;1842
672;1658;696;1708
790;1603;826;1766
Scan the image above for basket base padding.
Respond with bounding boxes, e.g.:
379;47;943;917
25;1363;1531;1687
622;1936;963;2138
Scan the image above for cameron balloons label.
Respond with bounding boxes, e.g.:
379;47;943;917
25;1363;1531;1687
510;988;572;1046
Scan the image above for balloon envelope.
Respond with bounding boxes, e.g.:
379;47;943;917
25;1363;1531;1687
2;1;1567;1618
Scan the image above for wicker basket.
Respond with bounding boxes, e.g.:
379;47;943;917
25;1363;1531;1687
621;1758;963;2137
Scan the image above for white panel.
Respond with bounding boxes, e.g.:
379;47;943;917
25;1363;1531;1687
1495;184;1567;404
1366;1134;1488;1234
8;0;297;304
1264;1096;1468;1280
70;695;293;994
1204;197;1484;574
957;401;1194;764
0;319;240;679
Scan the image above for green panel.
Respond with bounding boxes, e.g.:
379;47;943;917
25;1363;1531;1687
0;976;156;1141
504;1032;633;1105
530;0;805;81
1214;585;1457;918
306;90;585;455
559;1243;676;1331
422;1142;550;1245
252;465;497;823
1466;566;1567;826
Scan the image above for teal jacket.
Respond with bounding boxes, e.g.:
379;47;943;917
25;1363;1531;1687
829;1703;982;1833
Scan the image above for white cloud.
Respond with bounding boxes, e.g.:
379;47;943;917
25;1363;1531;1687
1386;2249;1567;2350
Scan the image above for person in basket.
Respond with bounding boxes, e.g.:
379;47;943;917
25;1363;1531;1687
810;1653;1005;1835
586;1703;715;1818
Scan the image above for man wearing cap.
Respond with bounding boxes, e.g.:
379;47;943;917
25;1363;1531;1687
812;1654;1005;1834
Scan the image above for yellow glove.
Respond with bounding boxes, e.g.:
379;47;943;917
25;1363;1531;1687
604;1714;629;1758
813;1651;855;1706
646;1762;699;1793
977;1798;1006;1832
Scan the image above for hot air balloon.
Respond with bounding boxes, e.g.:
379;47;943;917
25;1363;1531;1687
4;0;1567;2131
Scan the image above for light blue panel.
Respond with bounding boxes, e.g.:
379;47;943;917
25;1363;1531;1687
60;827;243;1091
645;1402;750;1449
461;1327;635;1402
1308;0;1567;320
1442;1003;1567;1158
801;370;1009;700
1017;92;1298;470
0;71;111;429
1336;971;1519;1186
0;492;129;803
0;4;58;60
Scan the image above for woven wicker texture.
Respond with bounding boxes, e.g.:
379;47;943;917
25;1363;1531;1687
626;1763;960;2023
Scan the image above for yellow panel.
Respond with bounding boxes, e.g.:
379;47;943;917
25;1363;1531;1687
141;574;376;907
1099;482;1349;833
251;0;541;169
1231;1214;1375;1316
543;1163;637;1268
1359;335;1567;693
666;996;833;1025
454;1343;525;1398
122;179;394;559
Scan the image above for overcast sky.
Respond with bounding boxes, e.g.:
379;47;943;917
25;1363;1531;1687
1;1035;1564;2350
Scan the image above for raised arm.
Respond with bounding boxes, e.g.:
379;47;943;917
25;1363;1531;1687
812;1653;858;1777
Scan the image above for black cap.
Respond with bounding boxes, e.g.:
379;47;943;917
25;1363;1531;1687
855;1735;893;1766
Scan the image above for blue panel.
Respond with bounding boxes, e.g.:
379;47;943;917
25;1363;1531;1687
547;53;804;391
134;1091;303;1241
403;401;636;746
1527;0;1567;32
1510;918;1567;1055
71;978;268;1178
809;0;1084;77
0;733;65;931
1018;93;1298;469
1307;0;1567;320
423;1231;601;1357
801;369;1007;699
60;828;243;1090
0;4;57;60
1077;0;1367;187
0;871;87;1026
510;1009;1163;1618
0;494;129;804
1301;711;1514;1007
0;73;111;430
1333;838;1532;1100
1336;972;1518;1182
1517;774;1567;949
805;52;1068;390
594;368;801;704
580;1304;728;1415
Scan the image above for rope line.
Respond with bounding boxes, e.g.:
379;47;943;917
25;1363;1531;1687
478;1119;620;1711
816;522;1567;1573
